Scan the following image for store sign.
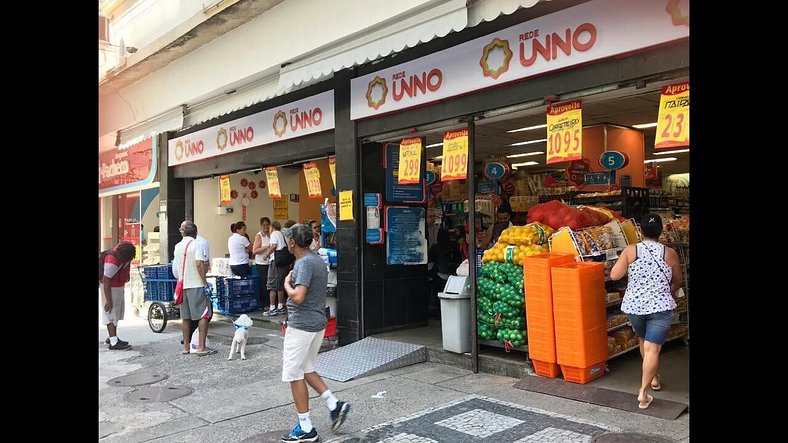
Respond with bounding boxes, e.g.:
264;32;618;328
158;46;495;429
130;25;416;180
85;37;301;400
599;151;629;170
397;138;423;185
546;100;583;164
425;170;437;185
441;129;469;182
273;198;288;220
655;81;690;149
484;162;508;180
303;162;323;198
265;167;282;199
219;175;232;204
350;0;689;120
328;156;337;189
566;158;590;186
584;171;615;186
99;138;156;196
168;91;335;166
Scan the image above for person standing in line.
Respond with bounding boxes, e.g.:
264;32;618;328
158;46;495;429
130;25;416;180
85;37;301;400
181;219;211;272
101;241;137;350
307;219;321;252
228;221;252;277
252;217;273;308
280;224;350;442
263;220;288;316
610;213;683;410
172;222;216;356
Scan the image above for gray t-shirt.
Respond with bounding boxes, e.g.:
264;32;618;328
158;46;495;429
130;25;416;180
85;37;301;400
286;252;328;332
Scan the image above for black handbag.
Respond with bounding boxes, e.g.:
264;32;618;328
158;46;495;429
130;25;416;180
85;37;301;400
275;247;296;267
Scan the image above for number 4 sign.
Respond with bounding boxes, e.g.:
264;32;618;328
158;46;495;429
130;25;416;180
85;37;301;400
655;82;689;149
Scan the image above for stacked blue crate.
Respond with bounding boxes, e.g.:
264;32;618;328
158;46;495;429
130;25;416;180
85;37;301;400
212;276;259;315
142;265;177;302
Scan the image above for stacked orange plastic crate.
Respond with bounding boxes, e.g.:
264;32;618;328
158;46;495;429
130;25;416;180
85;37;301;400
551;261;608;384
523;253;576;378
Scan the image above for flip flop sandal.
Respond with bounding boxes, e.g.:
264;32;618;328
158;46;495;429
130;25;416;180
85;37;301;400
651;375;662;391
196;349;218;356
638;394;654;410
181;350;191;355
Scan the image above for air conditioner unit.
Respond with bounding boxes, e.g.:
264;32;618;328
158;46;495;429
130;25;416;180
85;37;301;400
99;15;110;43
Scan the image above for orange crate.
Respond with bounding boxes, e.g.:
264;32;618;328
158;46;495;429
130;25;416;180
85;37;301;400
560;361;606;384
532;359;562;378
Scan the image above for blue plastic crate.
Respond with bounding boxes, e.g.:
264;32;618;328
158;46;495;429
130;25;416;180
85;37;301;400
156;265;175;279
142;266;158;279
219;277;258;298
144;279;177;302
215;293;259;315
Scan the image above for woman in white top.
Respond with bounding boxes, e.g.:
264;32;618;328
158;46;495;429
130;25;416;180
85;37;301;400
610;213;683;410
228;221;252;277
308;219;321;252
252;217;272;306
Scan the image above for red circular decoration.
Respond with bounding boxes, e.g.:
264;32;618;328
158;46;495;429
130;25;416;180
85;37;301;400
230;189;238;199
240;178;248;187
248;181;256;190
250;190;259;199
259;180;266;189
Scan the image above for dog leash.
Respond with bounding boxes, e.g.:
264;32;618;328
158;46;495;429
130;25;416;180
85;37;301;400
234;324;249;330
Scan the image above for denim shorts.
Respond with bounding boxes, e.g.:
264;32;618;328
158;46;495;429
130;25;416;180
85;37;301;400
626;310;674;345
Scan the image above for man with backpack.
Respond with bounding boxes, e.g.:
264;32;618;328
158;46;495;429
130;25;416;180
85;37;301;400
100;241;137;350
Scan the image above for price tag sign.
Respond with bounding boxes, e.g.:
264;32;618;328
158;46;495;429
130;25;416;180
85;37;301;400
546;100;583;165
265;167;282;199
219;175;231;204
328;156;337;189
441;129;468;181
303;162;323;198
397;138;422;185
655;82;689;149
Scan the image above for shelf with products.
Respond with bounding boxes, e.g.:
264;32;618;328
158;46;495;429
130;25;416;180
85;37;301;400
607;322;632;333
608;344;639;360
571;186;650;219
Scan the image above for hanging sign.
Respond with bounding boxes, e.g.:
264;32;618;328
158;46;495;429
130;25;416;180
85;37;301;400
655;82;689;149
425;170;437;185
303;162;323;198
397;138;422;185
273;198;289;220
441;129;469;181
265;167;282;199
546;100;583;164
385;143;425;203
219;175;232;204
599;151;629;171
566;158;590;186
328;156;337;189
484;162;508;180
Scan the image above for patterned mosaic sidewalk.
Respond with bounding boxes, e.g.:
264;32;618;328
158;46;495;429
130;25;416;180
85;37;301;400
328;395;620;443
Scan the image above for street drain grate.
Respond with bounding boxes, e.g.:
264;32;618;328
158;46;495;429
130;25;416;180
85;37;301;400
592;432;679;443
125;385;194;403
107;372;168;387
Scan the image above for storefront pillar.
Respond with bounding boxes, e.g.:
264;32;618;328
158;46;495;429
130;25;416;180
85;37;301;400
158;133;187;263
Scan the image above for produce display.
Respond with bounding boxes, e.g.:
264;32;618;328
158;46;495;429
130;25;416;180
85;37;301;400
476;262;527;348
481;223;552;265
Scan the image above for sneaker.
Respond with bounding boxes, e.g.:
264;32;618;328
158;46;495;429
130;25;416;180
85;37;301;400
280;424;318;442
276;308;287;316
263;309;278;317
109;341;132;350
105;338;129;346
329;401;351;431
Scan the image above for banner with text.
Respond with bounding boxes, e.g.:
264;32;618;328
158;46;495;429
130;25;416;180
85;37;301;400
328;156;337;189
397;138;423;185
546;100;583;165
99;138;157;197
273;198;289;220
265;167;282;199
655;82;689;149
303;162;323;198
219;175;232;204
350;0;688;120
168;91;334;166
441;129;469;181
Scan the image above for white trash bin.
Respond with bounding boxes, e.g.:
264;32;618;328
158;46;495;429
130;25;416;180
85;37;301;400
438;275;471;354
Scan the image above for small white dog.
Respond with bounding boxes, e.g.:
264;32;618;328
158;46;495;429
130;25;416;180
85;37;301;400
228;314;254;360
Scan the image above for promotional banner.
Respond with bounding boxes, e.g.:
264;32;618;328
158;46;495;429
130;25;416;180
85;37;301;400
168;91;334;166
546;100;583;165
385;143;426;203
265;167;282;199
339;190;353;221
441;129;469;181
655;82;689;149
328;156;337;189
273;198;289;220
350;0;689;120
303;162;323;198
219;175;232;204
99;138;156;196
397;138;423;185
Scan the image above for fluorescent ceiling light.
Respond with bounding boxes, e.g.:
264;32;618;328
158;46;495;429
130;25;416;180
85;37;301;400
633;122;658;129
508;138;547;147
433;156;443;160
654;148;690;155
507;124;547;133
426;143;443;148
511;161;539;167
644;157;677;163
506;151;544;158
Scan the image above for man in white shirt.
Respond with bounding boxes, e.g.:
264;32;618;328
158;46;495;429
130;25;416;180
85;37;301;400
173;222;216;356
180;219;211;272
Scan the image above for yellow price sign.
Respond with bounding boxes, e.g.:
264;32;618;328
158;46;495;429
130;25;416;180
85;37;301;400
265;167;282;199
328;156;337;189
219;175;232;204
397;138;422;185
303;162;323;198
441;129;468;182
655;82;689;149
546;100;583;165
273;198;288;220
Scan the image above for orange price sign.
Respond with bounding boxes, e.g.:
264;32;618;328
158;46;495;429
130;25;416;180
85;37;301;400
441;129;468;182
546;100;583;165
655;82;689;149
303;162;323;198
397;137;422;185
265;167;282;199
219;175;231;204
328;156;337;189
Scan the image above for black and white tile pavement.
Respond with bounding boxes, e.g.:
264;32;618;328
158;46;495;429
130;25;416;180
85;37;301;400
328;395;620;443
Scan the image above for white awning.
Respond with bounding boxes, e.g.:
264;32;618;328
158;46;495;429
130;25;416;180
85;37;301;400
277;0;468;93
183;71;280;129
467;0;543;27
117;106;185;149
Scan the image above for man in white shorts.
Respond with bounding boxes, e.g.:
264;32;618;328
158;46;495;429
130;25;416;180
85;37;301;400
280;224;350;442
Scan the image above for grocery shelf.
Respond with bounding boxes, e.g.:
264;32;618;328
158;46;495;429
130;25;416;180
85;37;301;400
479;339;528;352
606;298;623;308
608;344;639;359
607;322;632;333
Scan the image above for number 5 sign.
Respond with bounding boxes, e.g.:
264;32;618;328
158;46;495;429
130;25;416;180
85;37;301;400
546;100;583;165
655;82;689;149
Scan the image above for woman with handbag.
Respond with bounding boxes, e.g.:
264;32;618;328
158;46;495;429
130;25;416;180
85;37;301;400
263;220;294;316
610;213;684;410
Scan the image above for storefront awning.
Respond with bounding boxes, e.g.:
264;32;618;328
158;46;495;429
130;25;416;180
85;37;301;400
183;71;280;129
467;0;542;27
276;0;468;93
117;106;185;149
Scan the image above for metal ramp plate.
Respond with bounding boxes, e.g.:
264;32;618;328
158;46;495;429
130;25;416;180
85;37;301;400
314;336;427;382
